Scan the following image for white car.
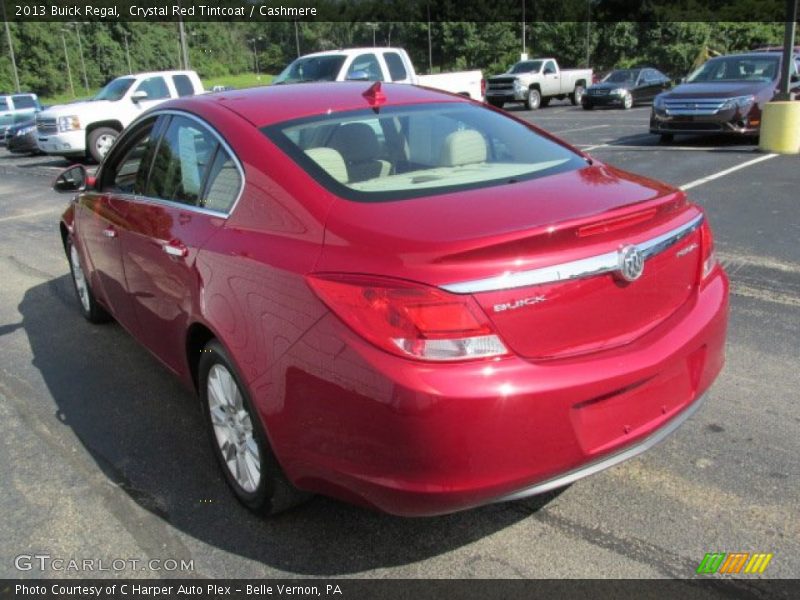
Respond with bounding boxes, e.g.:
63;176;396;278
273;47;484;100
37;70;204;162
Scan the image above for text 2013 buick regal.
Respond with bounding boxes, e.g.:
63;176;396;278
56;82;728;516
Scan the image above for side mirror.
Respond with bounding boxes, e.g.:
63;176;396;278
131;90;149;103
346;70;370;81
53;165;88;193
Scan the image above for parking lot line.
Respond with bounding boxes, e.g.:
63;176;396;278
550;125;610;134
679;153;778;191
0;207;63;223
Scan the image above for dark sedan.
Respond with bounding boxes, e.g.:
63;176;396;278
4;118;40;154
650;52;800;142
583;68;671;110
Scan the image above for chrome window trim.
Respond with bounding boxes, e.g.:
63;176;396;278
101;109;246;219
441;213;704;294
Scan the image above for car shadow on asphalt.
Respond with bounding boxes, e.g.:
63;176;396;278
20;275;562;576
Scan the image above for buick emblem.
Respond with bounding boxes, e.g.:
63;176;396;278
617;245;645;282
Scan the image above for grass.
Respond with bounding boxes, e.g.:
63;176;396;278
39;72;273;106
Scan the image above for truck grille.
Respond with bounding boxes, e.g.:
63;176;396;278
487;78;515;93
36;117;57;135
664;98;727;116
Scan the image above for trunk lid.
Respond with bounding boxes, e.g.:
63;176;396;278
318;163;704;359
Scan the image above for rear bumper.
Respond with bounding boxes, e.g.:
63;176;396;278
266;268;729;516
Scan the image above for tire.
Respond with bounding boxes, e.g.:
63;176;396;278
488;98;504;109
87;126;119;164
622;91;634;110
526;88;541;110
570;85;585;106
67;238;111;324
659;133;674;144
200;340;310;515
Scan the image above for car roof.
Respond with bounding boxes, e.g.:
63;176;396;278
164;82;467;128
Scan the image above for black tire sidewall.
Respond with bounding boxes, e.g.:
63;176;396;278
199;340;276;512
88;127;118;163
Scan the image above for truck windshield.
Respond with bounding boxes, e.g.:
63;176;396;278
273;55;348;84
263;102;586;202
93;78;135;101
509;61;542;74
686;56;779;83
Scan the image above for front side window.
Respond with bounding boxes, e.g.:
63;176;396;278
543;61;557;74
94;78;135;101
135;77;170;101
12;95;37;109
263;103;585;203
146;115;219;206
101;118;158;195
347;54;383;81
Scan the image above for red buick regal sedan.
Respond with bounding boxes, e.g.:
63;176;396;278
56;82;728;516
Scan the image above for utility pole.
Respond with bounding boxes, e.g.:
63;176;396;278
122;31;132;74
68;23;89;93
522;0;526;57
178;18;190;69
61;30;76;98
427;3;433;72
585;1;592;67
1;1;20;92
777;0;798;100
248;38;260;74
294;21;300;57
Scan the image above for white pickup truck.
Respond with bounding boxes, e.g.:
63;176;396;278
36;70;204;162
272;47;484;100
486;58;592;110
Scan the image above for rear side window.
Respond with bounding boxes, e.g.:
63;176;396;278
383;53;408;81
135;76;170;100
202;149;242;213
263;103;585;203
172;75;195;97
146;116;219;205
12;95;37;109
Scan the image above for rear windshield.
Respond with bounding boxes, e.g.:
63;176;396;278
262;103;585;202
273;55;347;84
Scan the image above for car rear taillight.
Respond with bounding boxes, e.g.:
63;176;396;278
307;274;508;362
700;218;717;279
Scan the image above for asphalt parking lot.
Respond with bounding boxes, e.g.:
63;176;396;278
0;102;798;587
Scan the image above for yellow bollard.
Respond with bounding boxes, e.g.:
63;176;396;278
759;101;800;154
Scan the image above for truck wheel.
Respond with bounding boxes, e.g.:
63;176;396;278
570;85;585;106
526;88;541;110
488;99;504;109
88;127;119;164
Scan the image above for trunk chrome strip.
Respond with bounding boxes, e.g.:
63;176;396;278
441;213;704;294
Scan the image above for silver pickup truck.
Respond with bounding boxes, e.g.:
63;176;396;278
486;58;593;110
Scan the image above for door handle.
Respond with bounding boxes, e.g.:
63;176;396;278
162;240;188;258
102;227;117;238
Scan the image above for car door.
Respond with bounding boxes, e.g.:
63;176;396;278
120;113;243;375
77;117;161;330
541;60;560;96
